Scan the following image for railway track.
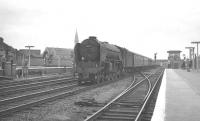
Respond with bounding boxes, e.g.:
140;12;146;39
0;75;76;99
0;74;78;117
0;71;131;118
0;72;73;87
84;68;164;121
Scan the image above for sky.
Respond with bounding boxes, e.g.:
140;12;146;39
1;0;200;59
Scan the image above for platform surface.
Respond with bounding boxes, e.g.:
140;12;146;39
151;69;200;121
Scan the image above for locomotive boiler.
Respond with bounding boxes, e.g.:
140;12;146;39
74;36;122;84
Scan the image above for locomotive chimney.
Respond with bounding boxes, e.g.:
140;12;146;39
89;36;97;40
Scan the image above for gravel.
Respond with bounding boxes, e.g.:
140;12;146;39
2;77;134;121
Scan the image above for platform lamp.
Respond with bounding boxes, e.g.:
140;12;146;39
191;41;200;70
25;45;34;78
25;45;34;67
154;53;157;63
185;47;195;69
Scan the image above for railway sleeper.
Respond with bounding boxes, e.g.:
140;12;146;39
141;115;152;121
110;107;140;111
117;101;143;106
97;115;135;121
0;84;76;105
96;118;130;121
142;112;153;115
113;102;142;107
108;108;140;113
102;112;137;117
119;98;144;102
145;107;155;112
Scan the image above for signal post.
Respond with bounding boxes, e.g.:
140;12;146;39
191;41;200;70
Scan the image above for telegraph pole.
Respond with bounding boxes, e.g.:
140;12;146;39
191;41;200;70
25;45;34;67
185;47;195;69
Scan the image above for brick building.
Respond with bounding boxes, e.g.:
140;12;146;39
17;49;44;66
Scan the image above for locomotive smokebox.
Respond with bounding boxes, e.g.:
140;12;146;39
89;36;97;40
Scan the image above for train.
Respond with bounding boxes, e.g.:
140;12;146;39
74;36;156;84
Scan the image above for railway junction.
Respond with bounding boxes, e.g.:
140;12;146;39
1;68;200;121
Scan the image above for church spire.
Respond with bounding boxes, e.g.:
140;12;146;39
74;29;79;44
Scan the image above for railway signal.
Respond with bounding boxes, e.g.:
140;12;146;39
154;53;157;62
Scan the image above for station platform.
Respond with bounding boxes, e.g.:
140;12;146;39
151;69;200;121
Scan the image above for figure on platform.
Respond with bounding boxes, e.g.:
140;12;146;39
186;59;190;72
181;61;186;69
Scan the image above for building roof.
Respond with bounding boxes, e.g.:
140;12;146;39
167;50;182;53
43;47;73;57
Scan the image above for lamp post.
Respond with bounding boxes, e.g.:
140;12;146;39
191;41;200;70
185;47;195;69
154;53;157;63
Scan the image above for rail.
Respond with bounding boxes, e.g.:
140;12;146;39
135;69;164;121
84;72;153;121
84;68;164;121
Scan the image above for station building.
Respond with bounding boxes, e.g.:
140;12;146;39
167;50;182;69
17;49;43;66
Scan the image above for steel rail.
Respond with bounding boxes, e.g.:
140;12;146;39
141;72;152;101
0;75;123;117
0;75;73;91
0;82;77;105
0;77;76;96
0;72;72;87
84;68;163;121
0;86;85;117
84;71;155;121
134;69;164;121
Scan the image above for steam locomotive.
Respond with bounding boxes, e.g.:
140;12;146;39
74;36;154;84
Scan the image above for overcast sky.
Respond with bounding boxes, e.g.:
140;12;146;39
1;0;200;59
